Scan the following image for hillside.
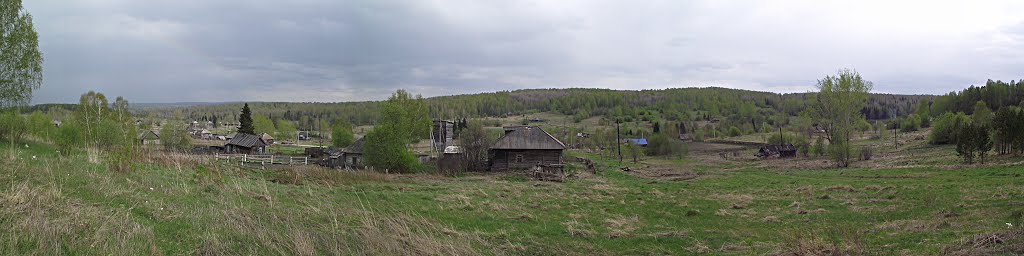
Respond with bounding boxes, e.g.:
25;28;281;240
136;87;933;134
2;128;1022;254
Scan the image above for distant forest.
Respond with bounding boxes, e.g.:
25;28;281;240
131;87;932;132
931;79;1024;115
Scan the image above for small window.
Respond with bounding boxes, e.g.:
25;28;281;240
515;154;524;163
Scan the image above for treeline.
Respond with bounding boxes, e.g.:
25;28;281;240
931;79;1024;115
145;87;929;130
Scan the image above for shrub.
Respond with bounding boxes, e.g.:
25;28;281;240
859;146;873;161
812;136;826;157
728;126;742;137
930;112;970;145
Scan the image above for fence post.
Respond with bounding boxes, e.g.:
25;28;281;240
270;155;274;164
304;157;308;165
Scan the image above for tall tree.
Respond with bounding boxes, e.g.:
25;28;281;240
364;103;417;172
331;121;354;148
253;114;276;136
238;103;254;134
813;69;873;167
0;0;43;107
459;120;494;171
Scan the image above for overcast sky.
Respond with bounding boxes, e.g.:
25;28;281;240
22;0;1024;103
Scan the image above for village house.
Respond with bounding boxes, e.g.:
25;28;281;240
488;126;566;171
137;130;160;145
224;133;267;154
628;138;648;147
199;129;213;140
260;133;275;145
340;137;365;169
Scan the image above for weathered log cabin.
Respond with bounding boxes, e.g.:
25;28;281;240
340;137;366;169
488;126;566;171
224;133;267;154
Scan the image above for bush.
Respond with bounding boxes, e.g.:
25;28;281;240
859;146;873;161
900;114;921;132
645;133;687;158
728;126;742;137
0;111;27;142
812;136;826;157
55;121;84;155
930;112;970;145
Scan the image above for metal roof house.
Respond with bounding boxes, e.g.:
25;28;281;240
628;138;648;147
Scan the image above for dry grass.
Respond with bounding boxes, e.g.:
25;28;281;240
272;165;390;186
942;229;1024;255
0;183;159;255
774;230;866;256
564;219;595;237
604;215;640;238
353;211;488;255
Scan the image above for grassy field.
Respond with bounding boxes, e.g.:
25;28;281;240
1;134;1023;255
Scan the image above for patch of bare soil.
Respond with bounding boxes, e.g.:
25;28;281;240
620;163;703;181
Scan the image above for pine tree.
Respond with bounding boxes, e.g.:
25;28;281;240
238;103;255;134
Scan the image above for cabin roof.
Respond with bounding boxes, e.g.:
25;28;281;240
227;133;267;148
342;137;366;154
491;126;566;150
137;130;159;140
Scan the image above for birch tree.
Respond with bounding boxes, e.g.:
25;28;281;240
813;69;872;167
0;0;43;107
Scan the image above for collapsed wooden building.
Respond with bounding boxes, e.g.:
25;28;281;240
757;144;797;158
488;126;566;171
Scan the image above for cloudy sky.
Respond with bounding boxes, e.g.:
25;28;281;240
22;0;1024;103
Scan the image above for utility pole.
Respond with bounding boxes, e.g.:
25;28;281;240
779;93;784;145
616;120;622;164
892;96;898;149
317;114;323;148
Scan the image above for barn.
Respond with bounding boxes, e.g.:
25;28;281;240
224;133;268;154
488;126;566;171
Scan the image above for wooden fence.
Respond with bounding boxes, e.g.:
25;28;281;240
214;153;310;166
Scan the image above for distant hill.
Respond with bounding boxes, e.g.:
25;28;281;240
131;102;243;109
139;87;934;131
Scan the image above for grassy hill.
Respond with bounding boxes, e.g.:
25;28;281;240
2;129;1022;254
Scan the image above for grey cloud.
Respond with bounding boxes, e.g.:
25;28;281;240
20;0;1024;103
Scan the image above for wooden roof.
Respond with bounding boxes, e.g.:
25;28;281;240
137;130;159;140
491;126;565;150
227;133;267;148
342;137;366;154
